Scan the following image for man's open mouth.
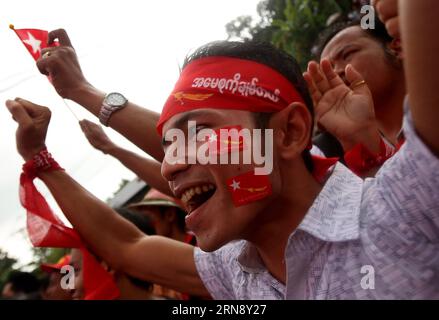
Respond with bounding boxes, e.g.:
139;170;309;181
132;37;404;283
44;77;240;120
180;184;216;213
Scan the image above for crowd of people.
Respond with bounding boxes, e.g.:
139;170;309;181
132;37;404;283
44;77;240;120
2;0;439;300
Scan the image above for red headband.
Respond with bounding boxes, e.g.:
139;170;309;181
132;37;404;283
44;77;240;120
157;56;305;135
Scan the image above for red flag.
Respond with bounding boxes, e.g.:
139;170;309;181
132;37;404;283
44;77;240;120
20;151;120;300
227;170;272;207
10;25;58;60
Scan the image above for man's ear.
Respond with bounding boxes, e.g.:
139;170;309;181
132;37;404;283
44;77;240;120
388;38;404;60
271;102;312;160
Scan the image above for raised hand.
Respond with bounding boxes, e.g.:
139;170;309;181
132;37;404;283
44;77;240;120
36;29;91;100
6;98;51;160
304;59;380;152
79;119;116;154
372;0;400;39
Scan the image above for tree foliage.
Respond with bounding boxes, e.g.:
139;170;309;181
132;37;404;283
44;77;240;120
226;0;368;69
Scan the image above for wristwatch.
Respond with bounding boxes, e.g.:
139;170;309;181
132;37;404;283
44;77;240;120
98;92;128;126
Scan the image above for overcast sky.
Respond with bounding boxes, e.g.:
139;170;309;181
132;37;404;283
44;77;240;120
0;0;259;266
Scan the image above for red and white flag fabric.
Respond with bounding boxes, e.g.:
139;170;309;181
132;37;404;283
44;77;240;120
20;153;120;300
227;170;272;207
10;25;58;60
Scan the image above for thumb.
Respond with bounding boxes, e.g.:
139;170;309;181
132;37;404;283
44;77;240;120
345;64;369;95
79;119;89;133
5;100;32;127
80;119;100;133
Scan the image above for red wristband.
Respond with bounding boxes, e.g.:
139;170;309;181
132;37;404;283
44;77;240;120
344;138;396;176
22;148;63;179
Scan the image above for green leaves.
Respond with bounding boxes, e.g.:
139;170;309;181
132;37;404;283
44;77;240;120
226;0;358;70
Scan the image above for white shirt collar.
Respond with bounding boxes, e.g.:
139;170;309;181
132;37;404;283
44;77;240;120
237;162;363;273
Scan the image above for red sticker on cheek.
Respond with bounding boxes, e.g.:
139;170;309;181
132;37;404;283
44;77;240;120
227;170;272;207
206;125;246;155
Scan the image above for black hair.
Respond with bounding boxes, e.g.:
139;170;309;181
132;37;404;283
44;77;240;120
5;271;42;295
182;40;314;172
116;207;156;236
313;17;399;67
158;206;187;233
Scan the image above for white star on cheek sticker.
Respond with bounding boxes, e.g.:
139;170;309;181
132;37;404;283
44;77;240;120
230;180;241;191
23;32;42;54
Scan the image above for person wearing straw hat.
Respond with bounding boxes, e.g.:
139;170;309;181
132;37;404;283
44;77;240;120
128;189;196;246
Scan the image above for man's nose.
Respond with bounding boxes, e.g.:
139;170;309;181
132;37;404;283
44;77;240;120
161;152;190;182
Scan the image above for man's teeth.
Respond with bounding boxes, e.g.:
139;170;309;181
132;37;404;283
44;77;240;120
181;184;215;204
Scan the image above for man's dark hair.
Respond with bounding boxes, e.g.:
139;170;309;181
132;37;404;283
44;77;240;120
182;40;314;172
313;17;399;67
5;271;41;295
116;207;156;236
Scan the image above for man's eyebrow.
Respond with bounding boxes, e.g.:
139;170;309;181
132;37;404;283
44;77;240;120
164;109;220;134
172;112;194;130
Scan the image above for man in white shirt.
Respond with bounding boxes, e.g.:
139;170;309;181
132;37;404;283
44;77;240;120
6;0;439;299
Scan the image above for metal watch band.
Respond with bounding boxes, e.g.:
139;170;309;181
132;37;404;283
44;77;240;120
98;102;116;126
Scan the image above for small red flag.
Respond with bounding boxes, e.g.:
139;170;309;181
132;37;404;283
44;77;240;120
227;170;272;207
10;25;58;60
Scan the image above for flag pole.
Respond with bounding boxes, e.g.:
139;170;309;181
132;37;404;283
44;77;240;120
61;98;80;121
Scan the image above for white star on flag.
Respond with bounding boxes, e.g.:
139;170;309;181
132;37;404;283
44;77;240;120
22;32;42;54
230;180;241;191
209;133;217;142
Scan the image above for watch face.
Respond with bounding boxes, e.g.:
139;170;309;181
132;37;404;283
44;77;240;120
106;92;127;107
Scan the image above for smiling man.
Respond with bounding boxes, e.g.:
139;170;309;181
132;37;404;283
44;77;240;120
6;0;439;299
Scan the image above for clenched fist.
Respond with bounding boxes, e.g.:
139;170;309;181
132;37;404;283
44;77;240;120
6;98;51;161
36;29;90;100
